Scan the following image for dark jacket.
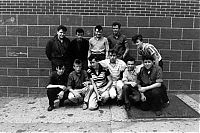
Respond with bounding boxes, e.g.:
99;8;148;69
70;38;89;61
45;35;72;61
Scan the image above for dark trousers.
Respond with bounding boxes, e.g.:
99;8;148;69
47;88;69;107
137;86;165;111
122;84;141;105
158;60;169;103
91;54;105;61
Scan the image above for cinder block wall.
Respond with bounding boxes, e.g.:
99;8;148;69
0;0;199;96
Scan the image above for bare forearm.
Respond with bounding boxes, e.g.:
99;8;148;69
142;82;161;91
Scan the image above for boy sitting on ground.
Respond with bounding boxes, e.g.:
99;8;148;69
67;59;93;110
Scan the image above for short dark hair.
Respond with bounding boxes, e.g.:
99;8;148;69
57;25;67;32
132;34;143;44
88;54;99;62
56;63;65;70
73;59;82;65
126;57;136;63
142;55;154;61
108;49;118;55
95;25;103;31
112;22;121;29
76;28;84;35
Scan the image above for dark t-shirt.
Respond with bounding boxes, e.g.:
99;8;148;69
107;33;128;58
48;71;68;87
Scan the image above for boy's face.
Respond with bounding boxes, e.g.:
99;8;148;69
135;39;142;46
127;61;135;71
76;32;84;41
143;59;154;70
95;29;102;38
56;66;65;75
73;63;82;73
109;52;117;63
57;29;66;40
112;25;120;35
90;59;98;69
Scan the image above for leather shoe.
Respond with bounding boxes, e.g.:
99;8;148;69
47;106;54;111
155;111;162;116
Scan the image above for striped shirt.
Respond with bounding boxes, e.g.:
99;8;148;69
87;64;110;89
99;59;126;81
138;43;162;61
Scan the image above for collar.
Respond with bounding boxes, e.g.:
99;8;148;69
94;36;102;41
113;32;121;39
109;59;119;65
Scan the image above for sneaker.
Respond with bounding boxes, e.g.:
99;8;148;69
82;102;88;110
155;110;162;116
47;106;54;111
163;101;170;108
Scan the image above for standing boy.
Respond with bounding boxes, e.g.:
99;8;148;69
88;25;109;61
108;22;129;62
71;28;89;70
46;64;69;111
132;34;163;69
67;59;92;110
46;25;73;77
137;55;169;116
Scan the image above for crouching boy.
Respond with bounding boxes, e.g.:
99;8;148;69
67;59;93;110
137;55;169;116
87;54;113;110
46;64;69;111
122;57;144;111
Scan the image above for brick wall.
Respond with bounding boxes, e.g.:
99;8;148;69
0;0;199;96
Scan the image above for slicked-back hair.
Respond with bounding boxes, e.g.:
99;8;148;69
73;59;82;66
76;28;84;35
88;54;99;62
126;56;136;63
108;49;118;55
112;22;121;29
57;25;67;32
132;34;143;44
142;55;154;61
95;25;103;31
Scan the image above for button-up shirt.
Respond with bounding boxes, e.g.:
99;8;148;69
138;65;163;87
67;70;89;89
107;33;128;57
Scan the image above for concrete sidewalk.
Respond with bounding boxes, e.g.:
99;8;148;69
0;94;199;132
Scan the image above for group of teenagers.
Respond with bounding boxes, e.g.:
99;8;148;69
45;22;169;116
